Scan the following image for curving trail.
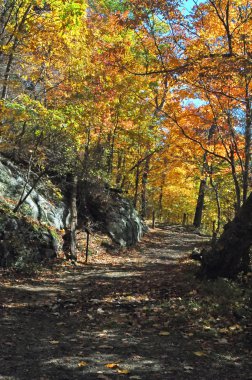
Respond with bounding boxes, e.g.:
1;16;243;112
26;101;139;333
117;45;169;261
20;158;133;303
0;226;251;379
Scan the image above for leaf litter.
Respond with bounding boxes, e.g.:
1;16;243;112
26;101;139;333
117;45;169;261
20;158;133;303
0;226;251;379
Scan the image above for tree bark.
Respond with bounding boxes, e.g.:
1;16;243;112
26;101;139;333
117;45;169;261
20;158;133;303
199;192;252;279
243;82;251;203
133;164;140;208
141;157;150;219
193;178;207;228
69;175;78;261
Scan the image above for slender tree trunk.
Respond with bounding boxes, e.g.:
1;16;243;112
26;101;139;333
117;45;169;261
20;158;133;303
243;82;251;203
13;171;45;213
82;124;91;177
209;172;221;235
193;178;207;228
69;175;78;261
152;210;155;228
13;142;45;213
230;149;241;213
1;3;32;99
182;213;187;226
133;164;140;208
193;151;208;228
141;157;150;219
200;192;252;279
158;186;163;219
116;153;123;186
85;229;90;263
107;126;117;175
1;49;15;99
158;173;165;220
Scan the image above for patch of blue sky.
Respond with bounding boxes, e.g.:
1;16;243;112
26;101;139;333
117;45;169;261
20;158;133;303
181;98;208;107
180;0;207;15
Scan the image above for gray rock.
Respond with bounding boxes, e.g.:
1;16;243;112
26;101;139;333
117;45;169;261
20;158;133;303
5;218;18;231
84;182;146;247
0;156;68;229
0;210;62;268
44;249;56;259
105;198;145;247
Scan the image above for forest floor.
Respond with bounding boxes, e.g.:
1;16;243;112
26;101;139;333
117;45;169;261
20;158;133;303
0;225;251;380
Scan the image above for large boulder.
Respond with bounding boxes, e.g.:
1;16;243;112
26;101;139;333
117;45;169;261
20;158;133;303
106;199;145;246
82;181;146;247
0;207;61;269
0;156;68;229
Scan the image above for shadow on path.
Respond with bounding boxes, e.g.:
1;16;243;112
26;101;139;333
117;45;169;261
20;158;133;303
0;226;251;379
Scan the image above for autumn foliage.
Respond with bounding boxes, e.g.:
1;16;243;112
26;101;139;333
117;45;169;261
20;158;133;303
0;0;251;232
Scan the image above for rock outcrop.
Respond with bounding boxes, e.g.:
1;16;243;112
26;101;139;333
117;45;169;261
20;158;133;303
0;156;68;229
0;155;65;268
0;207;60;270
82;181;146;247
0;157;146;268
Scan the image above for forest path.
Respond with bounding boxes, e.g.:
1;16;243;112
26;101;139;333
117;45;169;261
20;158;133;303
0;226;251;380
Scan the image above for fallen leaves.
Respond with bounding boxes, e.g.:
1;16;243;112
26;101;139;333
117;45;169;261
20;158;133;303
78;361;88;368
183;365;194;372
193;351;208;357
105;363;130;375
105;363;119;369
158;331;170;336
117;369;129;374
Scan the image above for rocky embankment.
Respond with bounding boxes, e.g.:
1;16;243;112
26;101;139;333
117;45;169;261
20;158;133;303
0;156;145;268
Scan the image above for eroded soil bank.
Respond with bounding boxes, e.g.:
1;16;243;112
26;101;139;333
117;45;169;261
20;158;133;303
0;226;251;379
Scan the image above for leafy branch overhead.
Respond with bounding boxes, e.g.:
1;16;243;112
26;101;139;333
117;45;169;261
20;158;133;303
0;0;252;235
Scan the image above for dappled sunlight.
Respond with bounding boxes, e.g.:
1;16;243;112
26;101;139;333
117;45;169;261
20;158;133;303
0;226;251;379
99;271;143;278
2;283;64;293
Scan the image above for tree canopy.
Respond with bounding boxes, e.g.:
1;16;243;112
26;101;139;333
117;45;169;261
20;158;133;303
1;0;251;231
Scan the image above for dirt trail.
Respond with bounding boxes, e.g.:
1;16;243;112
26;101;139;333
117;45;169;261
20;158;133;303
0;226;251;380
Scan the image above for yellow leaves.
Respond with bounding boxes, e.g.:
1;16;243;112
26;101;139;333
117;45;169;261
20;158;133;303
105;363;119;369
219;324;242;334
78;361;88;368
229;324;241;331
117;369;130;374
193;351;208;357
105;363;130;375
158;331;170;336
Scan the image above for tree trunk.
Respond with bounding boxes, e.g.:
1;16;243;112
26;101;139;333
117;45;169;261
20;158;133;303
193;178;207;228
243;83;251;203
209;173;221;236
141;157;150;219
13;171;45;213
69;175;78;261
199;192;252;279
133;164;140;208
116;152;123;186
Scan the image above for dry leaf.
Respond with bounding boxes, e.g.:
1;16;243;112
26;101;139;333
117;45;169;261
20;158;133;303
117;369;129;374
105;363;119;369
219;328;228;333
184;365;194;371
78;361;88;367
159;331;170;336
193;351;207;357
229;324;241;331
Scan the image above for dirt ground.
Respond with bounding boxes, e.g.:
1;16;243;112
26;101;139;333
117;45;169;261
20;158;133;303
0;226;251;380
